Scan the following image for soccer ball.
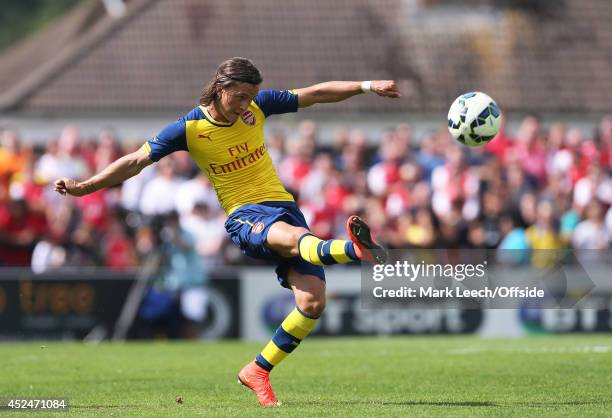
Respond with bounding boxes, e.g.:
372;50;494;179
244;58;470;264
447;92;501;147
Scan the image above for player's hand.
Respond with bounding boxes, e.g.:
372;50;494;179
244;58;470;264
54;178;87;196
371;80;401;98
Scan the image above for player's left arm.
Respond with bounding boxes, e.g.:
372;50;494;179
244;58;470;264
294;80;400;108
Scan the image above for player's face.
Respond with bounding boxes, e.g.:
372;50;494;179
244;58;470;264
218;82;259;123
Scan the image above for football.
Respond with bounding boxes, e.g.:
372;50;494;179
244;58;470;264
447;92;501;147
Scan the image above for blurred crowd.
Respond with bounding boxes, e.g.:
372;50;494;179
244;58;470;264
0;116;611;273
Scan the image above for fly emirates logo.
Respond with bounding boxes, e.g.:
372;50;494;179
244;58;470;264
209;142;267;175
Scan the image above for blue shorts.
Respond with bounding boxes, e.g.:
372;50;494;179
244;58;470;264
224;201;325;288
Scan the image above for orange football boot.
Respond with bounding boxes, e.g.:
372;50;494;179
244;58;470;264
238;361;280;407
346;215;388;264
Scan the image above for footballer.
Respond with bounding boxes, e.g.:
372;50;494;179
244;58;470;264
54;57;401;407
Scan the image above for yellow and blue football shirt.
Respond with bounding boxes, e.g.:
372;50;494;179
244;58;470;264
143;90;298;215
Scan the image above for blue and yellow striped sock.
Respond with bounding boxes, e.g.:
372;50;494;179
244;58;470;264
255;307;319;371
297;233;358;266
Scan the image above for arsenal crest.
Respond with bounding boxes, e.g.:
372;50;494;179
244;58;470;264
241;111;256;126
251;222;265;234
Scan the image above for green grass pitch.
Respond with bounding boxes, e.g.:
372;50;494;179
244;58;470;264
1;336;611;416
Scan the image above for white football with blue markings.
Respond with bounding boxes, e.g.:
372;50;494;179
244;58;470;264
447;92;501;147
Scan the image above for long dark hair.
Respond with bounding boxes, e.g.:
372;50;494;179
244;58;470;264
199;57;263;105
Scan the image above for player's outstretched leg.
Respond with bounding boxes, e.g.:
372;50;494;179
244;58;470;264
267;218;387;266
346;215;388;264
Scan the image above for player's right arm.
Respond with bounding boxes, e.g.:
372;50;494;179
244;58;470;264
54;116;188;197
54;146;153;196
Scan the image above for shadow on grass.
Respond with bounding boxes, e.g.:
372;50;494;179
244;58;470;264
290;399;611;408
291;400;497;407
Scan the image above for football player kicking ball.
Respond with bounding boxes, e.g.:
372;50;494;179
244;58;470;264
54;57;400;407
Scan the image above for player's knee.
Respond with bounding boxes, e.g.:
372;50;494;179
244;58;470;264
289;227;310;256
296;292;326;318
292;227;309;245
268;223;309;257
